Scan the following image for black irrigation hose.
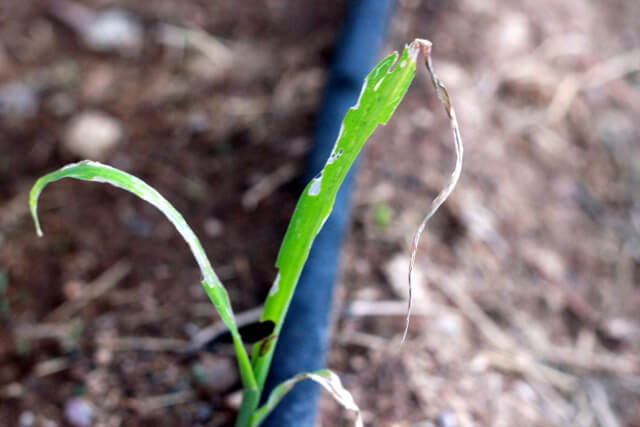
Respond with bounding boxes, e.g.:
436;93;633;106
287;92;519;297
262;1;396;425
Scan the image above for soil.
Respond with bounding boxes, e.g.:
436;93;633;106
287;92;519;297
1;0;640;426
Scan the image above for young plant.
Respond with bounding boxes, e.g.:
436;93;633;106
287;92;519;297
29;39;462;426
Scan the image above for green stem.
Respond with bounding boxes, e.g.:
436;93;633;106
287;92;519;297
251;268;303;390
232;335;257;390
235;387;260;427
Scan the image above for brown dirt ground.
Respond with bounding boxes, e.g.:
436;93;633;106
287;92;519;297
1;0;640;426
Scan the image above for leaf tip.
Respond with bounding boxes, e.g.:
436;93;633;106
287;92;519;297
409;38;432;62
31;205;44;237
29;187;44;238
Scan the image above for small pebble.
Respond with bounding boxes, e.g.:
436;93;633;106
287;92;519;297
195;402;214;422
64;397;93;427
204;218;224;237
82;9;142;54
183;322;200;338
436;411;457;427
0;82;39;119
186;110;210;134
64;111;123;160
193;355;238;392
384;254;426;303
225;390;243;410
514;380;537;402
18;411;35;427
437;311;464;338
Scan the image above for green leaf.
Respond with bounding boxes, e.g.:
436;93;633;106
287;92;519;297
251;45;419;389
250;369;362;427
29;160;257;390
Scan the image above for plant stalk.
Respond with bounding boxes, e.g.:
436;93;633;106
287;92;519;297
235;388;260;427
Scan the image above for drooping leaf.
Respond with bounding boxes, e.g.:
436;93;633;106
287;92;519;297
29;160;257;390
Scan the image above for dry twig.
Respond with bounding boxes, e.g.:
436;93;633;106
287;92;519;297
343;300;430;317
97;336;189;353
186;305;263;353
155;23;233;64
123;389;197;413
34;357;70;377
242;163;299;210
586;380;622;427
547;48;640;122
45;260;131;322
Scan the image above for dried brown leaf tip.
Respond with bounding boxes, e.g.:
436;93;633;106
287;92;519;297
403;39;464;343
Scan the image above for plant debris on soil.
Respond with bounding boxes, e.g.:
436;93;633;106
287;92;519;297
2;0;640;426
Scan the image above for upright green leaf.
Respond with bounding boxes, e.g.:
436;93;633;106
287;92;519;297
251;45;419;390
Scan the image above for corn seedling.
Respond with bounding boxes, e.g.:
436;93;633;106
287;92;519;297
29;39;462;426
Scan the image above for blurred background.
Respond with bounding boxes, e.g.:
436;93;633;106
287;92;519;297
1;0;640;426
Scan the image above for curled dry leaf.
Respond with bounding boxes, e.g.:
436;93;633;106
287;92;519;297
404;39;464;342
251;369;362;427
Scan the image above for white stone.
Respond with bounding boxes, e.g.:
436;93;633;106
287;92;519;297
64;111;123;160
64;397;93;427
384;253;426;304
82;9;142;53
18;411;35;427
0;82;39;118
